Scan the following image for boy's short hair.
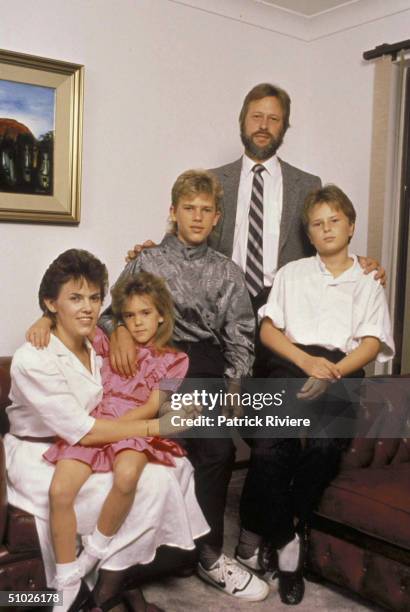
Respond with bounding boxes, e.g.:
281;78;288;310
302;184;357;230
239;83;291;133
169;169;223;234
171;169;223;211
39;249;108;322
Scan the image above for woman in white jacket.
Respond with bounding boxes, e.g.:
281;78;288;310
5;249;208;612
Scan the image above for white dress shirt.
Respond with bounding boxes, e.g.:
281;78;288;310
259;254;395;362
232;154;283;286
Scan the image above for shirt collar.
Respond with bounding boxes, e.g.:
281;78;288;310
242;153;279;177
48;333;93;356
315;253;363;282
160;233;208;261
48;334;99;379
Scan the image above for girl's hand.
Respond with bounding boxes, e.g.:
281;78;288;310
300;355;341;381
25;317;52;349
297;377;330;401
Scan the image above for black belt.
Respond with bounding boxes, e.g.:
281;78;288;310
13;435;57;443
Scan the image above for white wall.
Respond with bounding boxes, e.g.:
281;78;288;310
0;0;307;354
306;9;410;253
1;0;409;354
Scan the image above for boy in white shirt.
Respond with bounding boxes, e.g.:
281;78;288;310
236;185;394;605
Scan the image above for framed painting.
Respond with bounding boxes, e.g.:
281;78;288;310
0;49;84;224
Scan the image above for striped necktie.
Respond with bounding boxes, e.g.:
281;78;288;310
245;164;265;297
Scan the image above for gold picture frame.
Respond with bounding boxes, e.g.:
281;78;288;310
0;49;84;224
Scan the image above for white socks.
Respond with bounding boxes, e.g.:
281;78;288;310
278;534;300;572
55;560;82;612
78;526;114;577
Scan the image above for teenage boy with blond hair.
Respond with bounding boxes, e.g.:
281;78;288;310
236;184;394;605
102;169;269;602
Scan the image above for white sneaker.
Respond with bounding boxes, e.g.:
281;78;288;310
235;548;263;571
197;554;269;601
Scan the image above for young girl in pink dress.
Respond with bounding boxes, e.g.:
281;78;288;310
43;271;189;581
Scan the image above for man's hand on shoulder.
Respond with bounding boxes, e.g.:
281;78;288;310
25;316;52;349
126;240;157;263
358;256;386;287
110;326;137;377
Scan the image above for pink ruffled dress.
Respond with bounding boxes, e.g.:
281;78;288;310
43;328;188;471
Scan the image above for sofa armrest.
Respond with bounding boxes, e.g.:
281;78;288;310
0;437;7;543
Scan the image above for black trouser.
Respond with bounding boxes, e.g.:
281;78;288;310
240;345;364;549
174;340;235;551
250;286;277;378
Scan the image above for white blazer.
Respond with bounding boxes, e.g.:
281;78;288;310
7;334;101;444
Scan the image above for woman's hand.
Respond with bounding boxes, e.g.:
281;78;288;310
300;354;341;381
25;316;52;349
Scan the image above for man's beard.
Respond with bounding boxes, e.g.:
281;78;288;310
240;128;284;161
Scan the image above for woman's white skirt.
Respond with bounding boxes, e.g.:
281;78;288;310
4;434;209;586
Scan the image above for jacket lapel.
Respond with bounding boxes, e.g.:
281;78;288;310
218;158;242;257
278;159;300;256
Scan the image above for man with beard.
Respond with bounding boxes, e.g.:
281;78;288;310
206;84;320;605
208;83;320;322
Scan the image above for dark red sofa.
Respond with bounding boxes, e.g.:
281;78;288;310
307;376;410;611
1;355;410;610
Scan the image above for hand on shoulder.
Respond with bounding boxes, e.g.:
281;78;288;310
358;255;386;287
125;240;157;263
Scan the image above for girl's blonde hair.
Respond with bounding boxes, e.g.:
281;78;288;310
111;272;174;351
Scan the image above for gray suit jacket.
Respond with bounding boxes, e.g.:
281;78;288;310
208;157;321;270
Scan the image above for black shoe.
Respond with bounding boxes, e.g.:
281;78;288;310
258;541;278;574
278;536;305;605
278;568;305;605
123;587;165;612
87;593;123;612
67;579;94;612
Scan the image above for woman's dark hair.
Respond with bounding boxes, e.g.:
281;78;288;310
111;272;174;351
39;249;108;320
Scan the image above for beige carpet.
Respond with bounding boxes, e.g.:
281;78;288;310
142;470;383;612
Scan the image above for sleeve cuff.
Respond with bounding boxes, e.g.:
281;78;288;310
354;324;395;363
67;416;96;445
258;302;285;328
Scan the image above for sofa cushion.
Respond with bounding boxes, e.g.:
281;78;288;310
317;463;410;550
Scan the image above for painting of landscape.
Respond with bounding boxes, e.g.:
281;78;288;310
0;79;55;195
